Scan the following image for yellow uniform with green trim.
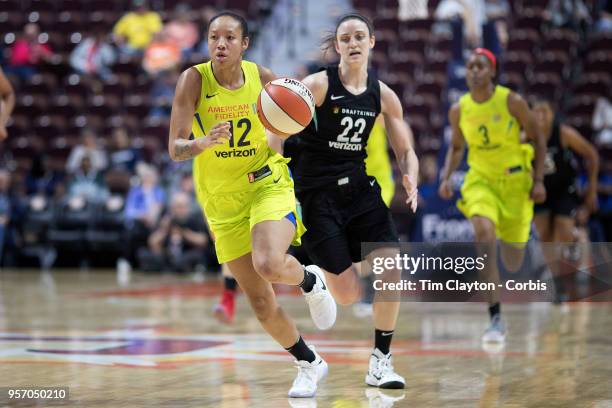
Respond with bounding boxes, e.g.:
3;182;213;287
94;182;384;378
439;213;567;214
457;85;534;243
365;120;394;206
191;60;305;263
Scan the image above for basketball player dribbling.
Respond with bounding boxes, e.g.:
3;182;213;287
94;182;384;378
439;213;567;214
295;14;420;389
168;11;336;398
439;48;547;343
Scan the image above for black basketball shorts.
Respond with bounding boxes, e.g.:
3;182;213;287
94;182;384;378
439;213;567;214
534;186;579;217
297;173;399;275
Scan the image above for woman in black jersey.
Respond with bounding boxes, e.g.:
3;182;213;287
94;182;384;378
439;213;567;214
531;97;599;302
295;14;419;389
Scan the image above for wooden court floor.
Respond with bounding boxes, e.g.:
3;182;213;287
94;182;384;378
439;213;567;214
0;270;610;407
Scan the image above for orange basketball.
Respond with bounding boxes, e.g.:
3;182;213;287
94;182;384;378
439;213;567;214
257;78;315;138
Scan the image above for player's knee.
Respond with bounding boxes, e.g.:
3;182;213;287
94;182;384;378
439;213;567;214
335;288;361;306
252;252;284;282
501;248;525;272
329;272;361;305
248;294;276;322
473;224;496;242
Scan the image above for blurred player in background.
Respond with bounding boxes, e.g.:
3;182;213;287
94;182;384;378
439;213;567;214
439;48;546;344
531;96;599;303
0;66;15;142
168;11;335;398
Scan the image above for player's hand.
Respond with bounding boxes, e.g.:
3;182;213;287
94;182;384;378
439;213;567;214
438;179;453;200
196;122;231;150
584;190;598;214
403;174;418;213
0;125;7;141
531;180;546;203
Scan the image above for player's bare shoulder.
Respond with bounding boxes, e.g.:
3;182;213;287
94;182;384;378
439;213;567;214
378;80;401;113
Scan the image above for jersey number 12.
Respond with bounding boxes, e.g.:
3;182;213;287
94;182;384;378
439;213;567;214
228;118;251;148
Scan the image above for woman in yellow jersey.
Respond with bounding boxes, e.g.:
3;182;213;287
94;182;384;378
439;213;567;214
438;48;546;344
168;12;336;398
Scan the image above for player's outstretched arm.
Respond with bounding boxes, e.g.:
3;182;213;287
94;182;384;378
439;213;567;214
0;66;15;141
508;91;546;203
438;103;465;200
380;81;419;212
561;124;599;213
168;68;230;162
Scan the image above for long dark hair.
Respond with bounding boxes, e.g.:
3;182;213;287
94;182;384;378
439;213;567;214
321;13;374;55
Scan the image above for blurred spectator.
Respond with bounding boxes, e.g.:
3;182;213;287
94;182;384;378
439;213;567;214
66;129;108;174
0;66;15;142
139;192;209;273
485;0;510;51
398;0;429;21
26;154;65;197
166;172;198;213
435;0;508;54
7;23;53;82
595;0;612;32
66;155;108;204
109;127;141;173
436;0;486;47
164;4;199;57
149;70;178;118
113;0;162;57
142;32;181;76
118;164;165;273
592;97;612;147
69;30;117;82
545;0;591;33
418;154;439;208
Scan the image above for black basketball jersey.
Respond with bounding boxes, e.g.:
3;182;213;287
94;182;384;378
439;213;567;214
543;118;578;194
293;65;381;192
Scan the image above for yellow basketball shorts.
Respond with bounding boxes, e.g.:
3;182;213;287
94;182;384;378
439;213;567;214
457;167;534;243
196;155;306;263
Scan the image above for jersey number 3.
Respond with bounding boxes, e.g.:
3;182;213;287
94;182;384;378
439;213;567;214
478;125;490;146
228;118;251;148
337;116;366;143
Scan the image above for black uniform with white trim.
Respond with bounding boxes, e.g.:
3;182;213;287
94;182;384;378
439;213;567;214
293;65;398;274
534;118;580;216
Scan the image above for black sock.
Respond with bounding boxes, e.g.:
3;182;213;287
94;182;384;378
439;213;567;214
488;303;501;320
224;277;237;291
286;336;316;363
374;329;394;355
298;268;316;293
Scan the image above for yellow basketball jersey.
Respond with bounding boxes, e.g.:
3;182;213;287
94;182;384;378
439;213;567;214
365;120;394;206
459;85;525;176
191;60;270;195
